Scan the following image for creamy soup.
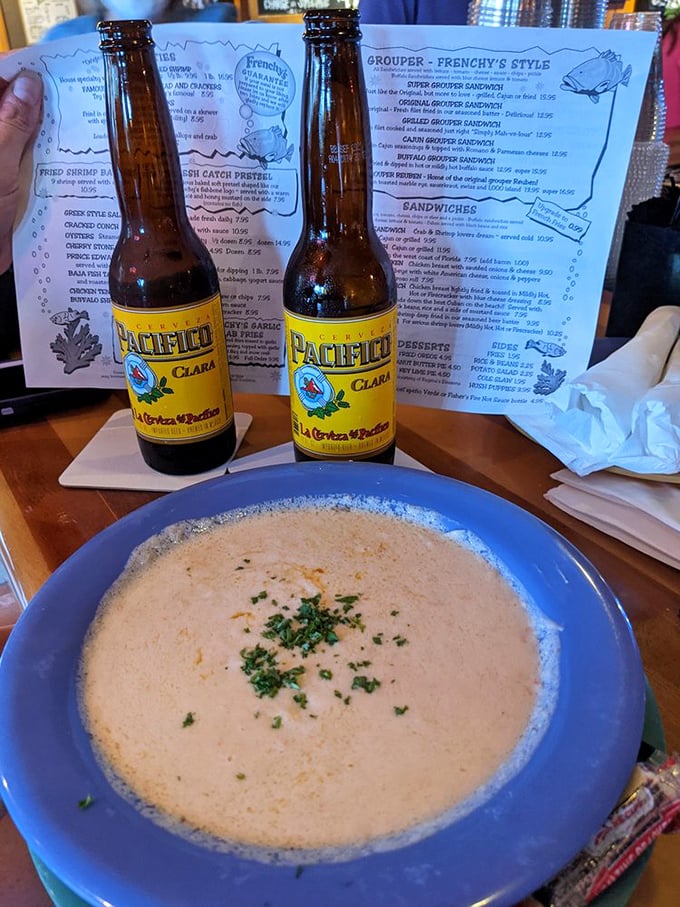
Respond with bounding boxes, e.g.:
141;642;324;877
79;499;558;861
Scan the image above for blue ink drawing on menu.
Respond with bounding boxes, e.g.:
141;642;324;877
49;308;102;375
560;50;631;104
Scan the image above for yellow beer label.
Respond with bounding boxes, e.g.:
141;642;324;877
112;295;234;444
285;306;397;459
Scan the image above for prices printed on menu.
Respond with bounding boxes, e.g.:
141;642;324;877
1;23;655;413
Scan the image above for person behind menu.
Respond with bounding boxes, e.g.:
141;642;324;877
0;70;43;357
41;0;237;41
0;71;43;276
358;0;470;24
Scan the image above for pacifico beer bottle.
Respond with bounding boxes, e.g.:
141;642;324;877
283;9;398;463
98;19;236;475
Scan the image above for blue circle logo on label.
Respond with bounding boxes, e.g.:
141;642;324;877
293;364;335;411
124;353;157;396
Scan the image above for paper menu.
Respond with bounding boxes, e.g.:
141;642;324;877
0;23;656;413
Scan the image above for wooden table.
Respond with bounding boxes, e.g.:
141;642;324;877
0;390;678;906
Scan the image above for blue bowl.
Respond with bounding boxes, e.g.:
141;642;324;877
0;463;645;907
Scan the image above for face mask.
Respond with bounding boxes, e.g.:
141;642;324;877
104;0;168;18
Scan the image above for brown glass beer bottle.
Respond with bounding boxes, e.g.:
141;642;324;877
283;9;398;463
98;19;236;475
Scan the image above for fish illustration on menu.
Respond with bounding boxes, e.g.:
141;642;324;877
238;125;294;170
525;339;567;358
560;50;632;103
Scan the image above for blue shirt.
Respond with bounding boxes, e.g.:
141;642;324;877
41;5;238;42
359;0;469;25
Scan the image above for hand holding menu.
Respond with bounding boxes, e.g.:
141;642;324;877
0;23;656;413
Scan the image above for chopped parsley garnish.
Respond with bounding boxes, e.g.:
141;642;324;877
351;675;381;694
240;644;305;698
236;587;414;723
281;666;305;689
236;772;246;780
78;795;94;810
335;594;360;606
261;593;363;656
182;712;195;727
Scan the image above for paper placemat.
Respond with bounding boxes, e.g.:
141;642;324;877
59;410;429;493
228;442;430;474
59;410;253;493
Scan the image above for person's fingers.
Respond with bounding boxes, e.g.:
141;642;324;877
0;70;43;154
0;71;43;273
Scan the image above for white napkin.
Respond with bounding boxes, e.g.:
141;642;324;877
546;468;680;570
513;306;680;476
617;332;680;473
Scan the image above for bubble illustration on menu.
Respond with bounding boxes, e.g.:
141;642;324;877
234;50;295;170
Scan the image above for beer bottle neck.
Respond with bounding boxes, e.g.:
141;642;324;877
301;33;374;239
101;34;189;233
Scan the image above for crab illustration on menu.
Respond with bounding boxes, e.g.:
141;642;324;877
0;23;655;414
